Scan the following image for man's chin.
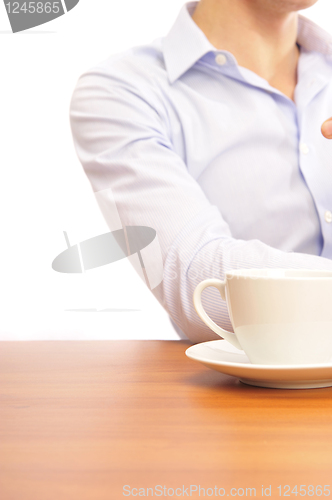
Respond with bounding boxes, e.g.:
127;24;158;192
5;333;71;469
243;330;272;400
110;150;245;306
263;0;319;14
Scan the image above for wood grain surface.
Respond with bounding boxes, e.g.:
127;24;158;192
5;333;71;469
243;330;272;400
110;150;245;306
1;340;332;500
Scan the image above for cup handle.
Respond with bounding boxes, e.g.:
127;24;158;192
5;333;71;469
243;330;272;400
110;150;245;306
193;279;242;350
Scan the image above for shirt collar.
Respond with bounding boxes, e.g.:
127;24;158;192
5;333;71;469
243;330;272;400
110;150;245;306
297;14;332;56
162;1;332;84
162;1;215;84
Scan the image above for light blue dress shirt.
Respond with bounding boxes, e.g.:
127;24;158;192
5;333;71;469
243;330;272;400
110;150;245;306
70;1;332;342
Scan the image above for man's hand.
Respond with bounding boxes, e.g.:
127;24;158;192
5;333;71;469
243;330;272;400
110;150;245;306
321;118;332;139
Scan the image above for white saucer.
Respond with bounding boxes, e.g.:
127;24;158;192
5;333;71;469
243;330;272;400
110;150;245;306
185;340;332;389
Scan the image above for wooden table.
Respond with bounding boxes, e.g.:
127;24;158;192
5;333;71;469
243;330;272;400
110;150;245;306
1;340;332;500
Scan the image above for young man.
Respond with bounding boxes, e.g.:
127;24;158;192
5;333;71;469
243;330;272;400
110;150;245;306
70;1;332;343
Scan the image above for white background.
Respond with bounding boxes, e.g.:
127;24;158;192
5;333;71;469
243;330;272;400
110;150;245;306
0;0;332;341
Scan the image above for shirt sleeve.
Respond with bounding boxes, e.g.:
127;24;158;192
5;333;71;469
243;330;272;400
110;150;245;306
69;65;332;343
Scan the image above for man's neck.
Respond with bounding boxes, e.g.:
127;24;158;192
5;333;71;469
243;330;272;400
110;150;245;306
191;0;300;100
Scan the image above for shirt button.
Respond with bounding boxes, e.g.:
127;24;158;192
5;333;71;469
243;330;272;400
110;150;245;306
215;54;227;66
299;143;309;155
325;210;332;223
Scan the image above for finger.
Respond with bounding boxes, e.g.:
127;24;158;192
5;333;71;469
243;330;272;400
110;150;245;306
321;118;332;139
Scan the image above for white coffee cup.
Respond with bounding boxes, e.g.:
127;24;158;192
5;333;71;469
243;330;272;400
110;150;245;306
193;269;332;365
